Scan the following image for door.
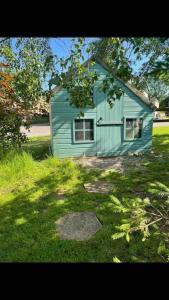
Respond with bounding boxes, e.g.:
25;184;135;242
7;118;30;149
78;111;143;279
95;88;123;156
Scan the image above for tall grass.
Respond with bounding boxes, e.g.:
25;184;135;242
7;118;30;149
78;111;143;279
0;150;37;189
43;156;81;193
0;148;81;194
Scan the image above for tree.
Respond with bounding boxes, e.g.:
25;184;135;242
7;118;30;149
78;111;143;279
49;38;128;110
0;63;26;151
91;37;169;102
147;55;169;86
0;38;56;150
130;75;169;103
49;38;98;112
1;37;169;149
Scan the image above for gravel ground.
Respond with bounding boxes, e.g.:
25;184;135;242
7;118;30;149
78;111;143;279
20;122;169;137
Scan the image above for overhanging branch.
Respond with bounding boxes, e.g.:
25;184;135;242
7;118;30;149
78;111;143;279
0;38;10;44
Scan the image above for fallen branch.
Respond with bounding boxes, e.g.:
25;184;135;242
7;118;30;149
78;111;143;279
144;217;163;228
131;217;162;233
147;212;161;218
147;211;169;220
150;204;165;218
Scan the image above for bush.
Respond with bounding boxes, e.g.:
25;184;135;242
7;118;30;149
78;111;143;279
0;111;27;153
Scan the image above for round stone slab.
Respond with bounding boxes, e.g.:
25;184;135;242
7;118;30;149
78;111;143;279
55;212;102;241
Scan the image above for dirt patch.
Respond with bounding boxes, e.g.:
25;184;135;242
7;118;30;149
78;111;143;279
76;156;146;173
53;192;67;200
39;192;67;204
84;181;113;194
42;207;48;214
133;187;169;200
55;212;102;241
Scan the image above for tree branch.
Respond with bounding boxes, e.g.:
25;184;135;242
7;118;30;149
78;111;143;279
0;38;10;44
144;217;163;228
131;217;162;233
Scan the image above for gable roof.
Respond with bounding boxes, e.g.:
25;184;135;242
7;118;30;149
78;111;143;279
94;56;157;110
52;55;158;110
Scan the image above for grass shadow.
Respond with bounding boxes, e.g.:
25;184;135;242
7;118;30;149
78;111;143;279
0;128;169;262
22;136;51;161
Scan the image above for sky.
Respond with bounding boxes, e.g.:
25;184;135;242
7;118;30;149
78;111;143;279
42;38;148;90
42;38;98;90
49;38;148;71
1;37;148;90
49;38;72;58
49;38;97;59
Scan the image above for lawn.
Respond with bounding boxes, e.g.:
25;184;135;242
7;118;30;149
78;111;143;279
0;127;169;262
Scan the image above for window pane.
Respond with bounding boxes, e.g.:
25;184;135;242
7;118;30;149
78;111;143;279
85;130;94;141
134;119;139;128
134;127;141;138
75;120;83;130
134;119;142;138
126;119;133;128
126;128;133;139
85;119;93;130
75;131;84;141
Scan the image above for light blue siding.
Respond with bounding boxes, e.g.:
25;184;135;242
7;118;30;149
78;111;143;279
51;62;154;158
50;88;97;157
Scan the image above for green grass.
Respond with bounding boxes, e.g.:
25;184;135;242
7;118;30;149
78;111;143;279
22;136;51;160
153;127;169;155
153;126;169;136
0;127;169;262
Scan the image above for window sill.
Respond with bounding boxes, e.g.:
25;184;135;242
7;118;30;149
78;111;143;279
73;140;95;144
124;138;143;142
97;122;123;126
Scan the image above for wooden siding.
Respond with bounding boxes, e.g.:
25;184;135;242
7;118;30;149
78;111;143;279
51;62;153;158
51;88;97;157
95;82;123;155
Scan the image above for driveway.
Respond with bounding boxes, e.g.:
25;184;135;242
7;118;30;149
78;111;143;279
20;121;169;137
20;124;50;137
153;121;169;127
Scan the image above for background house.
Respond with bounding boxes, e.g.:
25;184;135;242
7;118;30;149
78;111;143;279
50;58;156;158
155;97;169;119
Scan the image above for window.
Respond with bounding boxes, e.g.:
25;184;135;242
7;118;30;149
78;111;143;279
74;119;94;142
125;118;143;140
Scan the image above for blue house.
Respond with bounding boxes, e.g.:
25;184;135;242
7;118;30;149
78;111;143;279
50;57;156;158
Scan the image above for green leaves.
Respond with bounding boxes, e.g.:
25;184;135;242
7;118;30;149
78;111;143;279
49;74;62;87
108;196;128;213
110;188;169;261
112;232;126;240
117;223;131;231
112;229;130;243
100;75;124;108
112;256;121;263
0;38;54;149
158;241;168;255
54;38;99;111
126;232;130;242
147;57;169;86
134;46;140;54
93;37;169;100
